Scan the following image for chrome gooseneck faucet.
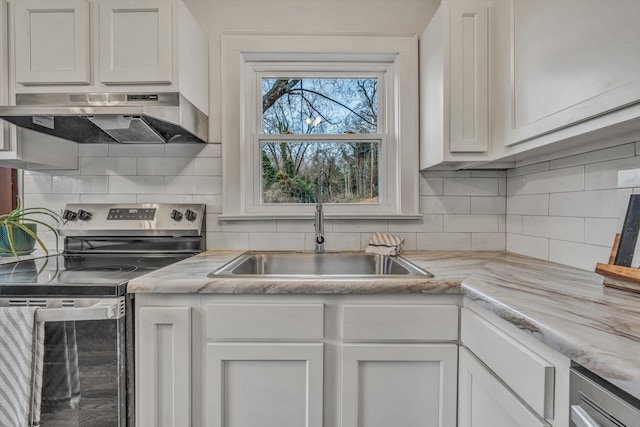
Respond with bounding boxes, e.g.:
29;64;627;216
314;172;325;253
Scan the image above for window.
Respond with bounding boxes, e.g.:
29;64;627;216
221;34;420;219
261;76;381;205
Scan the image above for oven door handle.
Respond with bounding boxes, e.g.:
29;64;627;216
35;297;124;322
571;405;602;427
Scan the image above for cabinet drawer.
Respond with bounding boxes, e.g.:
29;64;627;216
343;305;458;341
206;303;323;341
461;308;554;420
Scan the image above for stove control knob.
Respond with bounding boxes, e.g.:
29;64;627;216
170;209;183;221
77;209;92;221
62;209;77;221
185;209;197;222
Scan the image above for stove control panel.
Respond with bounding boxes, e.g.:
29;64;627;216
58;203;205;237
107;208;156;221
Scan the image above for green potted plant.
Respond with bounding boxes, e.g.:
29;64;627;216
0;198;61;258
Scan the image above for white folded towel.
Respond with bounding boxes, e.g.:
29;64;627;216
0;307;44;427
365;232;404;256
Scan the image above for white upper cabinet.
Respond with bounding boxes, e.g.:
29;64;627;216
9;0;208;114
420;0;491;169
0;0;78;169
13;0;90;85
98;0;172;84
492;0;640;155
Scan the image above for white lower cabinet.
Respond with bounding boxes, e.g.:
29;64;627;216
136;294;460;427
342;343;457;427
137;306;191;427
458;347;549;427
206;342;323;427
459;305;571;427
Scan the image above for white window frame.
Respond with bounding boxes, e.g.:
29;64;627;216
221;33;420;219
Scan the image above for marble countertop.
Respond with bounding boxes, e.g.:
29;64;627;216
127;249;640;401
460;253;640;401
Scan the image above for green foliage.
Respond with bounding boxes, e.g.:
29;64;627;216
262;151;277;190
0;198;61;257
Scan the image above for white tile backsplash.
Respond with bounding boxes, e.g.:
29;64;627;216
420;196;470;214
109;176;165;194
506;148;640;270
471;233;506;250
549;189;632;218
549;240;611;271
207;232;250;250
108;144;165;157
80;157;137;176
388;214;443;233
444;177;500;196
522;216;584;242
585;218;619;247
23;135;640;270
78;144;109;157
417;232;471;250
506;194;549;215
164;176;221;195
506;215;523;234
418;176;443;196
506;234;549;260
471;196;506;214
250;232;306;251
23;174;52;193
332;219;389;233
193;157;222;176
80;194;137;203
585;156;640;190
138;157;194;176
521;165;584;194
306;232;362;251
52;176;108;194
444;215;499;233
550;143;635;170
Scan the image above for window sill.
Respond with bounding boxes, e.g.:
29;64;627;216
217;213;423;221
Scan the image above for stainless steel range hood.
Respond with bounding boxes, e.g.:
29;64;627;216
0;92;208;143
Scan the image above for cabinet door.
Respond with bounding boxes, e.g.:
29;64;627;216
13;0;90;85
207;342;323;427
448;0;489;153
500;0;640;147
342;344;457;427
137;306;191;427
459;347;550;427
98;0;172;84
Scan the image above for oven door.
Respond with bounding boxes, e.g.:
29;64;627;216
570;366;640;427
3;297;132;427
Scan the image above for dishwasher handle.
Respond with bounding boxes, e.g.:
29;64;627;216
571;405;602;427
35;297;125;322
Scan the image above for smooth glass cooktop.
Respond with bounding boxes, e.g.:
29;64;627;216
0;254;192;297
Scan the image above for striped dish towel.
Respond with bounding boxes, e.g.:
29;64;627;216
365;232;405;256
0;307;44;427
41;322;80;412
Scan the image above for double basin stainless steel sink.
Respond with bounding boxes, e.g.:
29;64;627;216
209;251;433;278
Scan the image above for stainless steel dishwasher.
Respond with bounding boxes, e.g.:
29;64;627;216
570;365;640;427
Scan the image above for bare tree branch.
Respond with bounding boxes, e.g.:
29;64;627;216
263;79;301;113
289;88;376;127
